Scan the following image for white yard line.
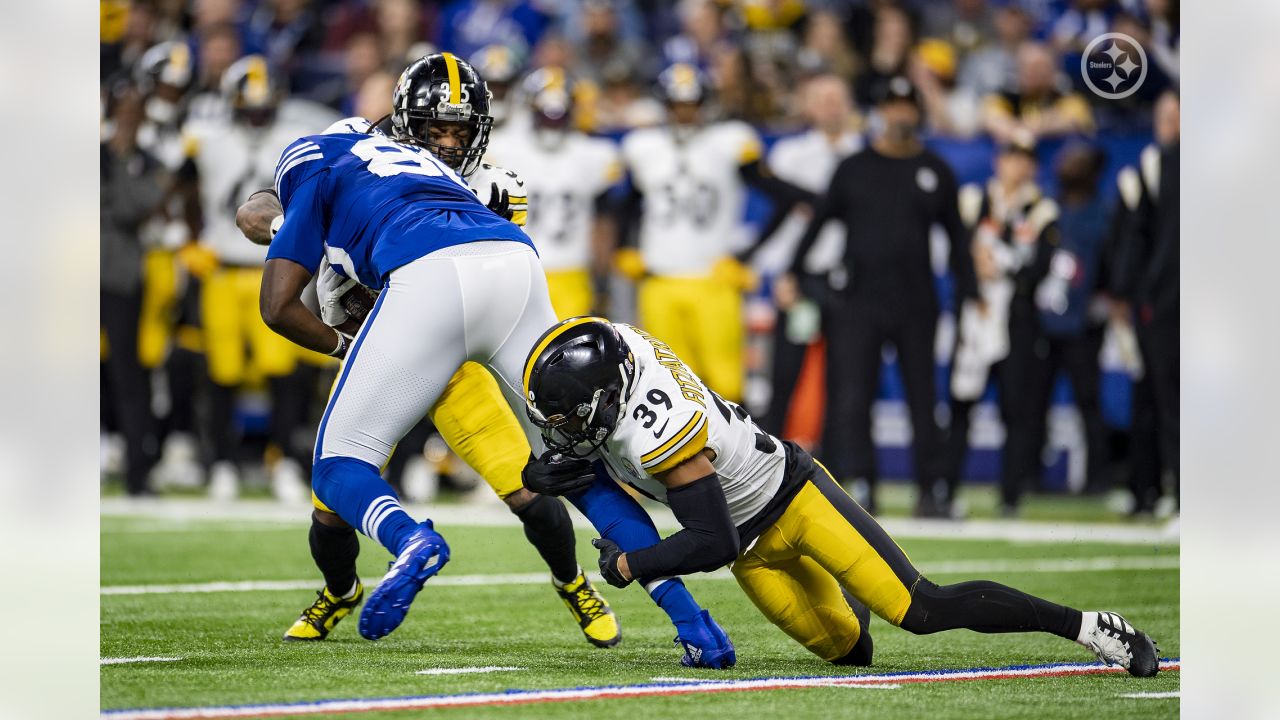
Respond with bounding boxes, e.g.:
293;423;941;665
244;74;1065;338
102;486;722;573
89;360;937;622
1118;691;1180;699
100;498;1179;545
414;666;523;676
101;657;183;666
102;556;1177;596
101;660;1180;719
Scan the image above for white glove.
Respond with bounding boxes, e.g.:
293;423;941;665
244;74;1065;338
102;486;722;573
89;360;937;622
317;263;359;329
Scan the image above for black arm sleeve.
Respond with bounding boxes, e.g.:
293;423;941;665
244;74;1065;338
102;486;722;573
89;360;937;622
625;474;741;580
938;164;980;302
787;163;844;276
615;183;644;250
738;160;817;208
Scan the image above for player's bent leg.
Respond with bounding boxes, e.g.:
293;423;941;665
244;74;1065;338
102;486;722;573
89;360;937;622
284;507;364;642
568;473;733;667
732;524;867;664
800;462;1158;676
313;260;471;640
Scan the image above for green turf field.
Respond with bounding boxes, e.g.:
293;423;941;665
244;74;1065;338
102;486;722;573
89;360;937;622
100;511;1179;719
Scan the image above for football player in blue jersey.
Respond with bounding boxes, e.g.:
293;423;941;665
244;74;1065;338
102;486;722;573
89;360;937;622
247;53;735;666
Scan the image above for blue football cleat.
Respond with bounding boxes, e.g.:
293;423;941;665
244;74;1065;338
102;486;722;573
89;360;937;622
676;609;736;669
358;521;450;641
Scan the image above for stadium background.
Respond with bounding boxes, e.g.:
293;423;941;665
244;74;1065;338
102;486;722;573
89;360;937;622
99;0;1178;509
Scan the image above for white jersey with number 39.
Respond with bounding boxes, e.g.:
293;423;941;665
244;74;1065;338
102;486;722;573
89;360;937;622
595;323;786;526
621;122;762;277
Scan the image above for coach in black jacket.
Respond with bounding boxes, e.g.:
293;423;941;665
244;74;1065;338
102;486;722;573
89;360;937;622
780;77;979;515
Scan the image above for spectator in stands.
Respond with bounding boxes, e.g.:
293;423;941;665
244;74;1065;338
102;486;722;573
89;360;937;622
1049;0;1113;56
759;74;862;437
921;0;997;60
379;0;433;70
1146;0;1179;84
436;0;548;61
1112;90;1179;514
795;8;860;85
186;22;243;124
956;4;1031;99
354;70;395;120
711;43;783;125
1030;142;1114;496
944;135;1057;517
787;77;977;515
101;85;166;497
662;0;726;70
853;5;914;109
910;37;982;138
243;0;325;81
982;42;1094;144
569;0;654;86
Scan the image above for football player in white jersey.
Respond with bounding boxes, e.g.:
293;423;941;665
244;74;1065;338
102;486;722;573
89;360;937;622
616;64;811;402
486;67;621;319
522;317;1161;677
181;55;333;503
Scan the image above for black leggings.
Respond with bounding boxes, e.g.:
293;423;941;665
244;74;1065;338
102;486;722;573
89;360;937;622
901;577;1082;640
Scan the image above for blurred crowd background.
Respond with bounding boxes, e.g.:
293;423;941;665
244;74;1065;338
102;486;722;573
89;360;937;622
99;0;1179;520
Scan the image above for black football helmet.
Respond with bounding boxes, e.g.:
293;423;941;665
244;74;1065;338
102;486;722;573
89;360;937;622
524;317;636;458
391;52;494;178
222;55;281;127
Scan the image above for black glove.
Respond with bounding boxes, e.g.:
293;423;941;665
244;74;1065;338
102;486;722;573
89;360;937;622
486;182;513;220
592;538;631;588
521;451;597;497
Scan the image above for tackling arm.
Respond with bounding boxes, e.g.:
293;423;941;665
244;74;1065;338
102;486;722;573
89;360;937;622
260;258;347;357
595;451;740;587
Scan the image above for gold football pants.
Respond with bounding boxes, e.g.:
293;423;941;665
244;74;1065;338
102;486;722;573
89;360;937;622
545;269;594;321
637;275;744;402
731;465;921;661
202;266;299;386
312;360;529;514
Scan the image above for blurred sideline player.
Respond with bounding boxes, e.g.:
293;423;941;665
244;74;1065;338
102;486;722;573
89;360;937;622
616;64;811;402
236;54;734;667
469;44;523;134
486;67;621;319
747;73;862;436
182;56;334;502
523;317;1160;677
131;41;207;489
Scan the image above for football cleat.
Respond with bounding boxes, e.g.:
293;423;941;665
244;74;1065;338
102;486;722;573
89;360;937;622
676;609;736;669
1084;611;1159;677
555;573;621;648
358;521;451;641
282;582;364;642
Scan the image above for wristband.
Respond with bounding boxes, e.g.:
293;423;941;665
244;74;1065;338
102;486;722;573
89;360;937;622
328;330;349;357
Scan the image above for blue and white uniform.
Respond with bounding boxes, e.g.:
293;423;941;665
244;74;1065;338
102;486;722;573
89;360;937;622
270;127;558;551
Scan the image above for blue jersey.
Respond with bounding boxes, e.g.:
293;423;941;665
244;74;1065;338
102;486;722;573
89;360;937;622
267;130;533;287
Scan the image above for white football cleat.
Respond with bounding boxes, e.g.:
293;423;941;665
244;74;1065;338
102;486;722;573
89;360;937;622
270;458;310;505
208;461;240;502
151;433;205;489
1082;611;1159;677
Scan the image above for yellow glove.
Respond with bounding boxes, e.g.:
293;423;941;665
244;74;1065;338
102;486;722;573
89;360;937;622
176;243;219;280
712;256;759;293
614;247;647;282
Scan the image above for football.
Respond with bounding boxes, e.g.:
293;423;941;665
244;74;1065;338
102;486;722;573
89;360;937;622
337;284;379;336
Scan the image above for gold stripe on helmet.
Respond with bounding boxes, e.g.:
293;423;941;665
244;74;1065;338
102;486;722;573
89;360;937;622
522;316;609;394
244;56;270;105
442;52;461;105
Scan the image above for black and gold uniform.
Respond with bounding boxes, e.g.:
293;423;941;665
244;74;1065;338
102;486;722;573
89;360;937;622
523;318;1160;675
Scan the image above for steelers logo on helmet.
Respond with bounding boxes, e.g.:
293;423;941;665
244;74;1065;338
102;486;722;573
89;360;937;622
222;55;281;128
391;52;495;178
658;63;708;105
135;41;195;125
524;67;575;143
523;317;636;457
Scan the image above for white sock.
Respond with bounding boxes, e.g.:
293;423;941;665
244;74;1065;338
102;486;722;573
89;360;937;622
552;566;583;589
1076;611;1099;645
340;579;361;601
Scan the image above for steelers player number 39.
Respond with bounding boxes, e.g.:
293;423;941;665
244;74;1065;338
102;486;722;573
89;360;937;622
632;389;673;434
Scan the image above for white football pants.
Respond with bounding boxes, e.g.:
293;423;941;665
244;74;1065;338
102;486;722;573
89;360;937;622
315;241;555;468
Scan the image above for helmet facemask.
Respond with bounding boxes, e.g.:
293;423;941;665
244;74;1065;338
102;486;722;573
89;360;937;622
395;110;493;178
527;361;632;458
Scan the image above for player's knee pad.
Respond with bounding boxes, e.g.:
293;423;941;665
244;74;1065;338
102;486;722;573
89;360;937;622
513;493;572;534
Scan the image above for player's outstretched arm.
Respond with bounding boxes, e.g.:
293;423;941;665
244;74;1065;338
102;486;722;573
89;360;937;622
237;190;283;246
594;451;739;587
260;258;348;357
